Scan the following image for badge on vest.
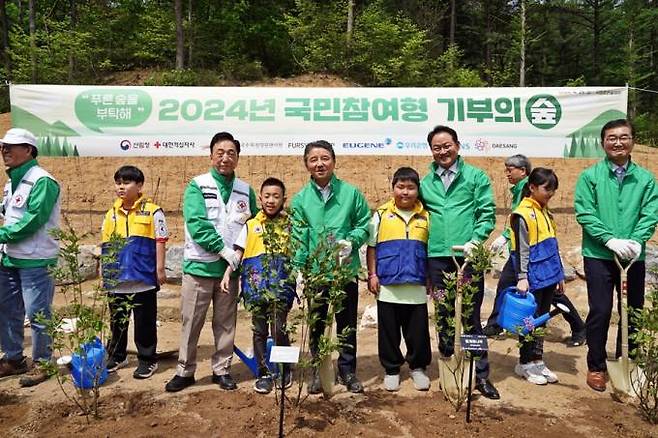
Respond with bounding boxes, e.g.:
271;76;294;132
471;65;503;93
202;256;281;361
12;194;26;208
237;200;248;212
254;225;263;234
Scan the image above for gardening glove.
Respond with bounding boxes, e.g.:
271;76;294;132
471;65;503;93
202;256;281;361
296;271;305;290
605;238;634;260
337;239;352;265
463;241;478;258
489;235;508;254
219;246;241;271
627;240;642;259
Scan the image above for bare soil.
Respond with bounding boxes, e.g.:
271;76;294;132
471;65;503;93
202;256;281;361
1;74;658;437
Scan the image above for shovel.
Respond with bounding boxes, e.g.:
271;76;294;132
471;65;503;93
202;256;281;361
607;255;645;400
437;245;474;402
317;248;351;397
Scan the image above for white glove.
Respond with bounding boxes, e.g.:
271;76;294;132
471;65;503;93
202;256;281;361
628;240;642;259
337;239;352;264
605;238;635;260
463;241;478;258
219;247;241;271
489;235;508;253
296;271;305;289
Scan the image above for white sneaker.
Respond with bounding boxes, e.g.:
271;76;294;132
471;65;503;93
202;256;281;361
410;368;430;391
534;361;558;383
514;362;547;385
384;374;400;392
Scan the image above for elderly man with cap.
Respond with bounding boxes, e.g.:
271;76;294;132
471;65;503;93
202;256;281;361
0;128;61;387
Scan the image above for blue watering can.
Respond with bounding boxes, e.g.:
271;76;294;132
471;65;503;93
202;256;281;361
233;337;277;378
71;337;108;389
497;287;570;335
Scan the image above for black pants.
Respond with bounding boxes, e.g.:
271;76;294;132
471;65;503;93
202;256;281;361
107;289;158;364
377;300;431;375
584;257;645;372
251;301;290;377
519;285;555;364
487;257;586;334
309;280;358;377
428;257;489;379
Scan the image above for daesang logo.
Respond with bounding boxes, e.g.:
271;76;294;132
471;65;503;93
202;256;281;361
342;142;385;149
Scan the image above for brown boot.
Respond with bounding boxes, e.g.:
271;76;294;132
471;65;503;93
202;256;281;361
19;364;50;387
586;370;606;392
0;357;28;378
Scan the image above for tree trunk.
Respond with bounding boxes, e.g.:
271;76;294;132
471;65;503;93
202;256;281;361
18;0;23;30
175;0;184;70
592;0;600;84
187;0;192;67
519;0;526;87
347;0;354;44
68;0;76;83
29;0;36;82
0;0;10;79
483;0;491;84
449;0;456;45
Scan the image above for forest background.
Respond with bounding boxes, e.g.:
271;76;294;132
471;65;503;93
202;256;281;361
0;0;657;145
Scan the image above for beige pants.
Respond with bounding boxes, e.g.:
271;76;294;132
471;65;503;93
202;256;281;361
176;273;238;377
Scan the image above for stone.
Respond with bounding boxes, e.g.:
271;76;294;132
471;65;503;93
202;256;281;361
165;245;184;284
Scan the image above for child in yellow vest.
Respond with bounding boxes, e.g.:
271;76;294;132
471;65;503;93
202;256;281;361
101;165;168;379
366;167;431;392
509;167;565;385
221;177;295;394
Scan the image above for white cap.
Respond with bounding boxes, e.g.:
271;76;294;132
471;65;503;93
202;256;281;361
0;128;38;148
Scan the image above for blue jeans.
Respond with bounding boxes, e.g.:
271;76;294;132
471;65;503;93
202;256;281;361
0;265;55;362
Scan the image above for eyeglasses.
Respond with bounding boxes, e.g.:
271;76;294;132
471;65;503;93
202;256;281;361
431;143;456;153
0;143;21;152
604;135;633;144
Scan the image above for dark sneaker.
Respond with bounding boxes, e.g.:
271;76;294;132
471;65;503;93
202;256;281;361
212;373;237;390
254;376;274;394
483;324;504;337
165;375;195;392
0;356;28;378
107;357;129;373
337;372;364;393
308;369;322;394
133;361;158;379
19;365;49;387
566;329;586;347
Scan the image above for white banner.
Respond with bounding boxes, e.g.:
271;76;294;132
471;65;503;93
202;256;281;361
9;84;627;158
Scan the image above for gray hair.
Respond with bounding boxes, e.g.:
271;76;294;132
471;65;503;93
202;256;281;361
504;154;532;174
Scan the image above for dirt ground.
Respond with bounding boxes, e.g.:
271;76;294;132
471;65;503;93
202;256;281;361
1;89;658;437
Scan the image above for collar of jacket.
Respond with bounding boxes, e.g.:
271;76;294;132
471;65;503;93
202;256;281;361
604;156;635;175
518;196;545;211
382;198;425;218
113;194;151;212
310;174;339;200
6;158;38;190
429;156;463;177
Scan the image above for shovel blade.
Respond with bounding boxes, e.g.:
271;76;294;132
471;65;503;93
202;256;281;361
606;358;645;399
437;354;472;402
318;356;335;397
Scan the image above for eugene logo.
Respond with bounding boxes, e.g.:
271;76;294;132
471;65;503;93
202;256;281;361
526;94;562;129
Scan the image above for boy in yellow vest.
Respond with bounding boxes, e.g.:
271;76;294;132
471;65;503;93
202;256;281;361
366;167;432;392
221;177;295;394
101;165;168;379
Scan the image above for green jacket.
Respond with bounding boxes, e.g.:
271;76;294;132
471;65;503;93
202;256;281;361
502;176;528;241
182;168;258;277
574;158;658;261
291;174;370;276
0;159;61;268
419;157;496;257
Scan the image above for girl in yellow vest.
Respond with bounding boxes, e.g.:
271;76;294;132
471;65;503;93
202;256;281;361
509;167;565;386
366;167;432;392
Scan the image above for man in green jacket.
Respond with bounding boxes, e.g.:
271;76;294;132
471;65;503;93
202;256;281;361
291;140;370;394
165;132;258;393
574;118;658;393
0;128;61;387
420;125;500;399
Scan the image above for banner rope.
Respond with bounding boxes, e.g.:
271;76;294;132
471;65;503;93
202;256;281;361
628;86;658;95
